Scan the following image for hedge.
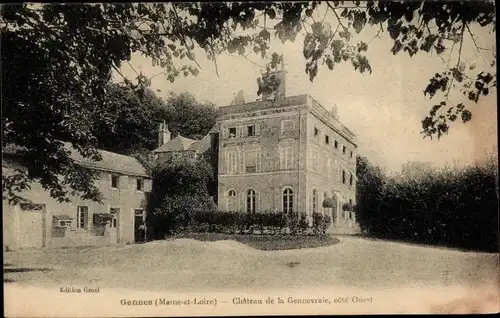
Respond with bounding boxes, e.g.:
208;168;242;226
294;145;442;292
170;210;332;236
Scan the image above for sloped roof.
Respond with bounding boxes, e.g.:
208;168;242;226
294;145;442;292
3;142;148;177
68;146;148;177
152;135;197;153
188;123;221;153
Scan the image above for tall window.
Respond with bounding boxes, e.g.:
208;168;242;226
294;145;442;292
245;150;258;173
309;148;318;172
110;208;119;228
227;150;238;174
280;147;294;170
325;135;330;144
314;127;319;136
349;173;353;186
334;140;338;149
283;188;293;213
111;175;119;189
312;189;317;213
342;170;346;184
227;190;237;211
76;206;88;229
246;189;256;213
281;119;295;133
342;145;346;154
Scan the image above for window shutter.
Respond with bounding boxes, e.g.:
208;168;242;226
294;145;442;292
279;147;283;170
84;208;89;230
255;123;260;136
256;149;262;172
239;191;245;212
256;191;261;213
238;149;244;173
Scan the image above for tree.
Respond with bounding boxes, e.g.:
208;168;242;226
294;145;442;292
95;83;169;155
2;2;496;203
146;156;216;239
355;155;387;233
163;92;219;140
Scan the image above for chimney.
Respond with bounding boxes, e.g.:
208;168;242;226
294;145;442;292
261;55;287;101
158;121;171;147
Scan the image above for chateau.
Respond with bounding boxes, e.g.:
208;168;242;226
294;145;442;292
153;66;359;233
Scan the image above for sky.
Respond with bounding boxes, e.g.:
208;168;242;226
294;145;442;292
117;4;497;173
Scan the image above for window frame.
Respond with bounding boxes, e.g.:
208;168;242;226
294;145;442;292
76;206;88;229
111;175;120;189
136;178;144;191
246;189;256;213
247;124;256;137
110;207;120;228
282;187;294;214
228;127;237;138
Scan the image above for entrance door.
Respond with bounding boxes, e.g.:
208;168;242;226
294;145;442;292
134;209;145;243
17;203;46;248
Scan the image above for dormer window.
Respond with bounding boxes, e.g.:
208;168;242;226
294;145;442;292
229;127;237;138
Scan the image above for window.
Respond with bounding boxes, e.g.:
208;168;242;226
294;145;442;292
246;189;256;213
134;209;144;217
20;203;44;211
350;150;353;158
228;127;237;138
227;190;237;211
245;150;259;173
342;170;346;184
227;150;238;173
76;206;88;229
111;175;119;189
314;127;319;136
350;173;353;186
310;148;319;172
280;147;294;170
283;188;294;213
342;145;346;154
110;208;119;228
247;125;255;137
136;178;144;191
334;140;338;149
325;135;330;144
312;189;317;213
281;119;295;133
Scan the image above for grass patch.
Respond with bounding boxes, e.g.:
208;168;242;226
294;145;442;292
171;233;340;251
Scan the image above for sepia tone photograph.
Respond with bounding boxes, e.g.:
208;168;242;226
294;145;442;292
2;1;499;316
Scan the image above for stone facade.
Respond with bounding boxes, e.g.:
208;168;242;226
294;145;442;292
3;149;151;250
215;89;359;232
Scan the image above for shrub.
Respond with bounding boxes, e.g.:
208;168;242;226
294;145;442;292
312;212;332;235
355;155;499;252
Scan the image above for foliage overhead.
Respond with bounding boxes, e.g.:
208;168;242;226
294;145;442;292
1;1;496;202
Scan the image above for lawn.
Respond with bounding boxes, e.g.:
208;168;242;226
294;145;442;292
4;235;499;315
171;233;340;250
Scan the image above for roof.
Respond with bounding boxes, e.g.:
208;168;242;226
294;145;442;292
3;142;149;177
53;215;73;220
152;135;197;153
188;123;220;153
